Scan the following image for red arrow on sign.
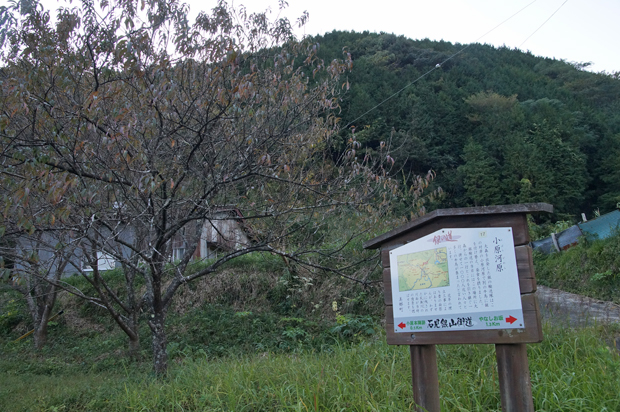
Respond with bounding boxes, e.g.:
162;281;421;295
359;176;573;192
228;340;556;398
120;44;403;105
506;316;517;324
398;322;407;329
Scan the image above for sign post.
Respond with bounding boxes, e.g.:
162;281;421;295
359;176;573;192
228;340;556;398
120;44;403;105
363;203;553;412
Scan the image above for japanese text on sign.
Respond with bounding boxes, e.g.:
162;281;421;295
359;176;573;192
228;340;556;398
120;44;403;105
390;228;524;333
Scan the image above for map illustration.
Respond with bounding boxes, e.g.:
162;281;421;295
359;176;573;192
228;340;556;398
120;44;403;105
397;247;449;291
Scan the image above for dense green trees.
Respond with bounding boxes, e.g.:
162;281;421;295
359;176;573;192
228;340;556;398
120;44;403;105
314;31;620;217
457;140;503;207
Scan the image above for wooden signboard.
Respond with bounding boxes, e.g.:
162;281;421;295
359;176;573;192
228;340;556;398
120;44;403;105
363;203;553;412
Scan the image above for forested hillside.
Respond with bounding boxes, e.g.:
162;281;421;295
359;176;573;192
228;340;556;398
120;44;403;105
315;31;620;218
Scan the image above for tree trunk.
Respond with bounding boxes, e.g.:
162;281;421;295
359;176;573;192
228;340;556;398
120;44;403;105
33;303;54;350
33;323;48;350
125;268;141;358
150;313;168;375
128;335;140;358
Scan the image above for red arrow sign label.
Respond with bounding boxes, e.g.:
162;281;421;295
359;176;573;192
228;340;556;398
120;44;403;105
398;322;407;329
506;315;517;324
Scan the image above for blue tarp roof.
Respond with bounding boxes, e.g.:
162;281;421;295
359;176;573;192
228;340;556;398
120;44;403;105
532;209;620;254
578;210;620;241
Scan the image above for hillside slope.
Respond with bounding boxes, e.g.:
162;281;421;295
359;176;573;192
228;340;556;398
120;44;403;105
315;31;620;217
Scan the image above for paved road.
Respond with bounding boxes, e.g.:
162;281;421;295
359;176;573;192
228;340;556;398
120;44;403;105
536;285;620;351
536;285;620;326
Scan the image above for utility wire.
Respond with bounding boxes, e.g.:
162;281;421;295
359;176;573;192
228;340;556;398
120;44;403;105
343;0;538;130
520;0;569;48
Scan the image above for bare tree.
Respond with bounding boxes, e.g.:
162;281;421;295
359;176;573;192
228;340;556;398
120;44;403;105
0;0;411;374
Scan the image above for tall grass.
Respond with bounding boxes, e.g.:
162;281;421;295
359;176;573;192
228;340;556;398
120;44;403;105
2;323;618;411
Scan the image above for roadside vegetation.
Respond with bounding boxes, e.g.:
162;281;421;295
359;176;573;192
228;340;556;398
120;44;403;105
534;229;620;303
1;320;619;411
1;247;620;411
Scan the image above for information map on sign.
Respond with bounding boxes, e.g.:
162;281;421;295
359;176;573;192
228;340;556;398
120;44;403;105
397;247;449;291
389;227;524;333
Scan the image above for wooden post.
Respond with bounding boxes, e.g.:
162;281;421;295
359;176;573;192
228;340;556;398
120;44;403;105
410;345;441;412
551;232;561;253
495;344;535;412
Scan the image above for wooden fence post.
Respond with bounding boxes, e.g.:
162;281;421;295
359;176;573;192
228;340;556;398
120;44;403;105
410;344;441;412
495;343;535;412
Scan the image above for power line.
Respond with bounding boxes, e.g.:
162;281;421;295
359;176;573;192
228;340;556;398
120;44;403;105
520;0;569;48
343;0;538;130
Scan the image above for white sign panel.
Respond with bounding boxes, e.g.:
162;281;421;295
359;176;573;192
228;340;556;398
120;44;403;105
390;227;524;333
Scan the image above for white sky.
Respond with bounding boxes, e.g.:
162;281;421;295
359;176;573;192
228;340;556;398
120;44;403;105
189;0;620;74
30;0;620;73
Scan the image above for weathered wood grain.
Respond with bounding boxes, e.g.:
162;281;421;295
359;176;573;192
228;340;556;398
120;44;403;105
381;248;394;268
515;245;536;293
383;268;392;305
496;343;535;412
410;345;441;412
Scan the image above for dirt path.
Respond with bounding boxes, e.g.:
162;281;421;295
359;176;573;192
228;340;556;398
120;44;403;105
536;285;620;327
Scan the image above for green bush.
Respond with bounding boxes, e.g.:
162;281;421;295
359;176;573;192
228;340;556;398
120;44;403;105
534;230;620;303
166;303;374;359
0;296;24;336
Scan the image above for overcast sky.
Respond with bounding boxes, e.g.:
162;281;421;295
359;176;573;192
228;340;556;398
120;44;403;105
188;0;619;74
33;0;619;73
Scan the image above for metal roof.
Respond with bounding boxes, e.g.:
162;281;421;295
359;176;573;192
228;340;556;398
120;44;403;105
578;209;620;241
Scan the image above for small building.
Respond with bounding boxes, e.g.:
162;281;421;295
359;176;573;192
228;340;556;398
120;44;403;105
3;208;251;279
172;208;251;261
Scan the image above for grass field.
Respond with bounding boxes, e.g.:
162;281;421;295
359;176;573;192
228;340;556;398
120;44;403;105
2;236;620;411
1;323;619;411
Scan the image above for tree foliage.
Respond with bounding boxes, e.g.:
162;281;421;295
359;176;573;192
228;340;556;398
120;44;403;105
0;1;404;373
314;31;620;216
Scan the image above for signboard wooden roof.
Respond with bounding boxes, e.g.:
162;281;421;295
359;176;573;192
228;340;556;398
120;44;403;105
364;203;553;250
